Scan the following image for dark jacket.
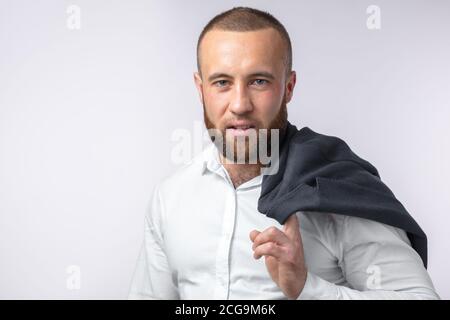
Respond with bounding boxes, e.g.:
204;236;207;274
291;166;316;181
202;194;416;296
257;121;427;268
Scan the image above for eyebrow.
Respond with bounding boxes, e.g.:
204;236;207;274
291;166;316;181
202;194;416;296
207;71;276;83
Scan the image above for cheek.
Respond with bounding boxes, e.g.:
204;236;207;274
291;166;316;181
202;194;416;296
203;91;228;121
253;89;284;121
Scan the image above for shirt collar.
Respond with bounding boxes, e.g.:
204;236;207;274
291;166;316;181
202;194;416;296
200;143;221;175
200;143;263;189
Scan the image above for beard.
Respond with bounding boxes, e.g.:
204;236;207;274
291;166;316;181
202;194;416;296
202;95;288;165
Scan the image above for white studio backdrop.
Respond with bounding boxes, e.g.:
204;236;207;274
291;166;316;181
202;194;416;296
1;0;449;299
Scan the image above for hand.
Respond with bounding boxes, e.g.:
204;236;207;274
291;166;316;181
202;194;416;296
249;213;307;299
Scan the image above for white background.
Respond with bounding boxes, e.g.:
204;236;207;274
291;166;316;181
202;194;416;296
1;0;449;299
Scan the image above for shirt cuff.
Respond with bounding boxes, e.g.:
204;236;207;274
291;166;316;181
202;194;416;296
294;271;339;300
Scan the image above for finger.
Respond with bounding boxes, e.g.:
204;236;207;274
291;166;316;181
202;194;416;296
249;230;260;242
283;213;300;239
252;226;289;250
284;214;305;255
253;241;284;259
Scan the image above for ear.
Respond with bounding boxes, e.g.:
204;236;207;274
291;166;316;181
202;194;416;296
193;72;204;103
285;70;297;103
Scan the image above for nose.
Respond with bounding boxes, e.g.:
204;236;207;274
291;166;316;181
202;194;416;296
228;81;253;115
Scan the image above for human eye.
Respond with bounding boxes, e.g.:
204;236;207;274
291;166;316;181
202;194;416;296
251;79;269;86
214;80;229;87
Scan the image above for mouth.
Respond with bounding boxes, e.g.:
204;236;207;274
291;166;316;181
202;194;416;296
225;123;256;136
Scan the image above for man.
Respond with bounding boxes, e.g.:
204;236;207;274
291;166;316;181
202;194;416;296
128;7;439;299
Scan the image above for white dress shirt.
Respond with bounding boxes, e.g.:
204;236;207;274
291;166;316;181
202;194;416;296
128;142;440;300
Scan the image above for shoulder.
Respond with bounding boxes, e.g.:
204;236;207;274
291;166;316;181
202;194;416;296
156;143;212;199
146;145;211;223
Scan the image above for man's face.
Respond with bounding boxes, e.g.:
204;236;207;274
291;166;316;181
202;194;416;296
194;28;296;163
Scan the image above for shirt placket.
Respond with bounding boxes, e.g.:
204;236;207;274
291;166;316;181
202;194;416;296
213;168;237;300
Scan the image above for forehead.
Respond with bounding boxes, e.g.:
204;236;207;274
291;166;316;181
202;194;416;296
199;28;286;76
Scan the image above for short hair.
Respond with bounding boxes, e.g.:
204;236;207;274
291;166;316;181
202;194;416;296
196;7;292;78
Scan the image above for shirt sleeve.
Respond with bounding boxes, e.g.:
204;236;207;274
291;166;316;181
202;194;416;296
127;185;179;299
296;215;440;300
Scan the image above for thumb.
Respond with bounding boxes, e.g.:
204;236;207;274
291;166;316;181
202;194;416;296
249;229;260;242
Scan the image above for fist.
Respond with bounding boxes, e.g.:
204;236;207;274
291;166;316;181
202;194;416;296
250;213;308;299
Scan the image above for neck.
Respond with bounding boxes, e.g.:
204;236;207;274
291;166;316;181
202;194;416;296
219;154;262;189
